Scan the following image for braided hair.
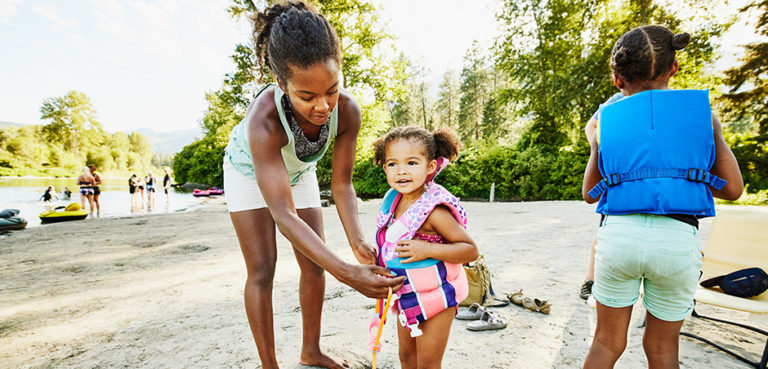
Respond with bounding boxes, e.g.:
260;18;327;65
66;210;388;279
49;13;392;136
251;1;341;84
610;25;690;84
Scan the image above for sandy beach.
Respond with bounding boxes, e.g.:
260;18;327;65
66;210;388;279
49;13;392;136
0;199;764;368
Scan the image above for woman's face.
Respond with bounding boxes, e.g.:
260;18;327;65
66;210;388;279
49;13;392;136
281;60;340;126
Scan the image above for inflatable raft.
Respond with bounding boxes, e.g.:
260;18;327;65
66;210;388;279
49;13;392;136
193;187;224;197
40;203;88;223
0;209;27;231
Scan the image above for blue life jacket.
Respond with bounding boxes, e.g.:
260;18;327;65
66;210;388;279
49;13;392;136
588;89;726;217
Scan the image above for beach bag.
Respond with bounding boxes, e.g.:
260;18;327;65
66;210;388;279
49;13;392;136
460;255;490;306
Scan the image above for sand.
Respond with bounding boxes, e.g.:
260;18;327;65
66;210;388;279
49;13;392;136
0;199;764;368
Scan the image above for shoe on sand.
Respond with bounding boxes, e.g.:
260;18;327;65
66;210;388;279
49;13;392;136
456;303;486;320
522;297;551;315
507;289;524;306
579;280;594;300
466;311;507;331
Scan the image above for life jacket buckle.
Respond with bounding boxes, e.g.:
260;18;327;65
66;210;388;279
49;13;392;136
606;173;621;186
687;168;706;182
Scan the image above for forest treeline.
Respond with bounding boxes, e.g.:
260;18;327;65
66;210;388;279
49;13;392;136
174;1;767;204
0;90;168;177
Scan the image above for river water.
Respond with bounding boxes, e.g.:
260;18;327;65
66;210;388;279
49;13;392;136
0;177;211;228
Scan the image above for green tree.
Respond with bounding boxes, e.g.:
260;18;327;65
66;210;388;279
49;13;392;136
496;0;729;151
435;69;461;131
718;0;768;192
458;40;490;144
40;90;103;153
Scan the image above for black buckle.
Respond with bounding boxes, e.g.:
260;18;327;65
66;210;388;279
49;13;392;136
607;173;621;186
687;168;705;182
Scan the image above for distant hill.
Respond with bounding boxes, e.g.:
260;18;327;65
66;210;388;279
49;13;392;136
0;121;25;129
133;128;202;155
0;120;199;155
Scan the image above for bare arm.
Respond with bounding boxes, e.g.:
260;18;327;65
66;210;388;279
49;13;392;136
396;206;479;265
331;94;377;265
709;115;743;200
582;117;602;203
247;93;403;297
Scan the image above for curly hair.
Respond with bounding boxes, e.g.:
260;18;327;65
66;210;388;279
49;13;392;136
373;126;463;166
610;25;690;84
251;1;341;84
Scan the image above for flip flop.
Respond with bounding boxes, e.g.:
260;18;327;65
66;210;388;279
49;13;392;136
466;311;507;331
507;289;524;306
456;303;486;320
522;297;552;315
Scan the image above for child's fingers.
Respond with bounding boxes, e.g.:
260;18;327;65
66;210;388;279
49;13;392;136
397;240;411;246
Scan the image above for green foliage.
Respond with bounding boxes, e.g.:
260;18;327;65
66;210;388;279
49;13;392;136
0;90;156;177
458;41;491;144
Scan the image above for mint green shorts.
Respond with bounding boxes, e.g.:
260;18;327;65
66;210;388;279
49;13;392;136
593;214;702;322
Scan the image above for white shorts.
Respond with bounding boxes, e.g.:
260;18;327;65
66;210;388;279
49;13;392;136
223;159;321;212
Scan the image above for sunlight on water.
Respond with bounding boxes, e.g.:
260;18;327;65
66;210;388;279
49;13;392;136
0;177;213;229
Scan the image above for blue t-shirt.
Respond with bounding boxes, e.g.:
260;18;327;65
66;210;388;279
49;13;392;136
592;92;625;121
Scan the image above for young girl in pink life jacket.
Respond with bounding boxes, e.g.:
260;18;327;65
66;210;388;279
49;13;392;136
371;126;479;369
581;25;743;369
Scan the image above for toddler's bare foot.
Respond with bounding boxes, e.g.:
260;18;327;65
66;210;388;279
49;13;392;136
299;349;349;369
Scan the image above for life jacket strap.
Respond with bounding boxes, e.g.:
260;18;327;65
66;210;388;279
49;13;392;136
588;168;727;199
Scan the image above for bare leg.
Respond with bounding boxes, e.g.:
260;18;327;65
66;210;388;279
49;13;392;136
93;194;100;214
586;237;597;281
88;194;95;214
230;208;279;369
413;308;454;369
643;312;684;369
294;208;349;369
584;302;632;369
80;191;87;210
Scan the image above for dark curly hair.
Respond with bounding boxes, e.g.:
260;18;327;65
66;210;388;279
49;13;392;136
252;1;341;84
610;25;690;84
373;126;463;166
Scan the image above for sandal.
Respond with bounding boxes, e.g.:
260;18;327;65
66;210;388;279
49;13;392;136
522;297;552;315
456;303;486;320
507;289;524;306
466;311;507;331
579;280;594;300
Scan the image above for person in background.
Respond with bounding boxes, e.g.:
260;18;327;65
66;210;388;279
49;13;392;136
129;174;139;210
136;175;146;208
62;187;72;200
163;168;172;197
39;186;59;203
145;171;156;209
88;165;102;215
77;166;96;215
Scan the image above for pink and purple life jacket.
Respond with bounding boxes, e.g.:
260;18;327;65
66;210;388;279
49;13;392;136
374;157;469;336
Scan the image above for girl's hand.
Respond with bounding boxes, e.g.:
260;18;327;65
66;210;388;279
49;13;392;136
395;239;433;263
351;241;378;265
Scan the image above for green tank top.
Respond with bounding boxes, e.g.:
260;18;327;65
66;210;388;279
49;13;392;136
224;84;339;185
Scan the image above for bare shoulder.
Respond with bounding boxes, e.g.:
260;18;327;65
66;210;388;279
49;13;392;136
245;86;288;149
422;205;460;232
337;90;361;133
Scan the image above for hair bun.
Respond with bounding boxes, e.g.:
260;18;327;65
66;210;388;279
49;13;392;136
613;49;629;66
671;33;690;50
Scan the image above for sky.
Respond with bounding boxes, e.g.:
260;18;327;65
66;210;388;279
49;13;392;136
0;0;758;133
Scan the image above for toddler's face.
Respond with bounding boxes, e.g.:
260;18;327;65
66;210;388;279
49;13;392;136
383;138;436;196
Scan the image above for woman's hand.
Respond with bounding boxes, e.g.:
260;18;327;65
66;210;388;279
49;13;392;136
351;241;378;265
395;239;433;264
338;263;405;298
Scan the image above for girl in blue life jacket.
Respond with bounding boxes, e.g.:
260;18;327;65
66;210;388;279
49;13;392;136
581;25;743;369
